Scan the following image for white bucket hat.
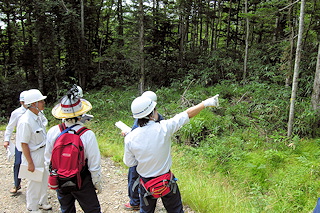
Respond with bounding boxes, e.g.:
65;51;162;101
52;95;92;119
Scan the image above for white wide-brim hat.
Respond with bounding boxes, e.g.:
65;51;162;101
52;96;92;119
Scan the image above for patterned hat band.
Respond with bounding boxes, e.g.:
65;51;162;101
60;98;82;114
132;100;153;117
52;94;92;119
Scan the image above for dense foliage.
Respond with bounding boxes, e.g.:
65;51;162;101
78;83;320;212
1;0;320;211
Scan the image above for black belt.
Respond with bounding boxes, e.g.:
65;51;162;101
38;144;46;150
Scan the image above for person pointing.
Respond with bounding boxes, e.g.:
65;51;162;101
124;94;219;213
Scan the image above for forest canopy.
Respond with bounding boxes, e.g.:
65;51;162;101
2;1;320;211
0;0;319;133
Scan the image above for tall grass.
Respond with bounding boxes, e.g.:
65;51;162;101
172;149;259;213
2;82;319;212
86;83;320;212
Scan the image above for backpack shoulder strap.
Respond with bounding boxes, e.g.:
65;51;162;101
75;127;90;136
58;123;66;131
56;124;79;140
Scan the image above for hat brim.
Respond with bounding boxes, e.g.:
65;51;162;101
52;99;92;119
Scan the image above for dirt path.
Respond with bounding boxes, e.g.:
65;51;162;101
0;131;195;213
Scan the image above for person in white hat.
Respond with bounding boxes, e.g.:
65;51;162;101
44;85;102;213
124;93;219;213
4;91;48;195
15;89;51;212
3;91;28;194
123;91;164;211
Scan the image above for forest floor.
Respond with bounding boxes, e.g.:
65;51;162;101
0;130;195;213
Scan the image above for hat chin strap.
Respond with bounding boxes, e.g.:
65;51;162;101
28;106;41;114
28;102;44;115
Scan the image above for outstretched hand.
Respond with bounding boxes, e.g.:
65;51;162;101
202;94;219;107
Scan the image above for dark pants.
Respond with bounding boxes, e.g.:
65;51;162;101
14;148;22;188
139;176;184;213
128;166;140;206
314;198;320;213
57;173;101;213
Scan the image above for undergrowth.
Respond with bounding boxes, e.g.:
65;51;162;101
1;81;319;212
81;82;320;212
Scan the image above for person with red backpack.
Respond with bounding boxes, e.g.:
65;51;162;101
44;85;102;213
124;93;219;213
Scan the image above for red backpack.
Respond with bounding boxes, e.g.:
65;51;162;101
49;123;89;193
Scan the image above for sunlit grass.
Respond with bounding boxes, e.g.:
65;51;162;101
2;83;320;212
171;148;259;213
175;167;258;213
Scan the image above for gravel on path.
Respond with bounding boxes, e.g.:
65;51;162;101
0;130;195;213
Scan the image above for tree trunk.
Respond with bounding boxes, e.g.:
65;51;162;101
191;9;197;52
179;1;190;67
5;7;14;76
210;0;216;51
311;43;320;110
81;0;84;38
214;0;223;50
138;0;145;94
37;41;44;92
117;0;124;46
243;0;249;82
226;0;232;47
233;0;241;52
19;0;26;46
285;0;295;87
79;0;86;89
287;0;305;137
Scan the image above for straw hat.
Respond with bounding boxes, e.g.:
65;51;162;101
52;95;92;119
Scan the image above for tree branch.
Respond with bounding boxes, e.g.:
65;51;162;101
279;0;300;12
59;0;69;13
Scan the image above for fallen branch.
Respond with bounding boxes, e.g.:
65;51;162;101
236;92;248;105
180;79;195;106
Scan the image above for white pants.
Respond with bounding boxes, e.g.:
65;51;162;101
21;147;49;211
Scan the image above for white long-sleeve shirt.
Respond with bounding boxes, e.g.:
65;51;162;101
124;111;189;178
44;121;102;183
5;106;48;144
4;105;26;143
16;110;47;152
